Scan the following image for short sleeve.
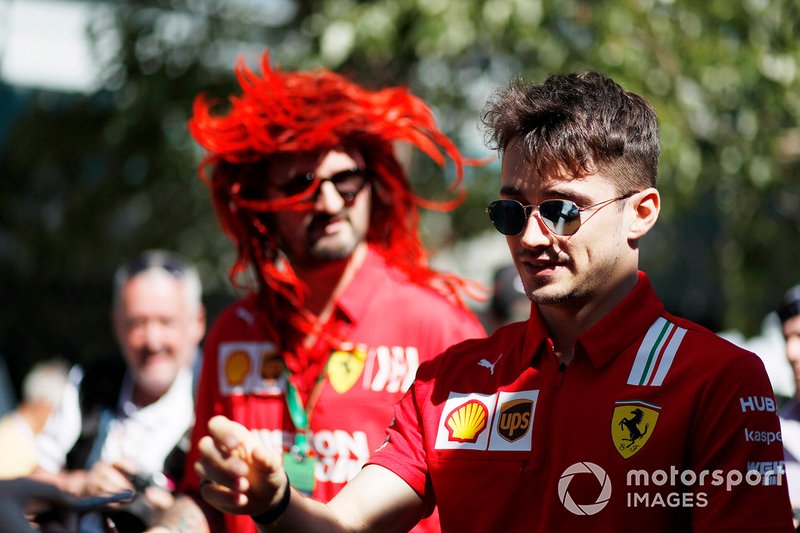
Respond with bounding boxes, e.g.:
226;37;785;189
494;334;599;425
689;351;794;531
367;378;435;510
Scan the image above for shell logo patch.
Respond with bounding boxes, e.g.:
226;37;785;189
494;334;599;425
218;342;280;396
445;400;488;443
224;350;251;386
435;390;539;451
611;400;661;459
327;347;367;394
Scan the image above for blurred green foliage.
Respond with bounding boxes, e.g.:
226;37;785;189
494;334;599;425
1;0;799;388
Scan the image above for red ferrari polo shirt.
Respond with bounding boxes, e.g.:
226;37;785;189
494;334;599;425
369;272;794;532
184;247;485;533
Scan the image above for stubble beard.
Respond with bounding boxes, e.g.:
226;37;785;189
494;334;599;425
525;252;621;309
309;236;359;262
291;224;364;267
526;275;584;307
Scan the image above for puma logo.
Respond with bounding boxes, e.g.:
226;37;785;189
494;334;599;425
236;307;255;327
478;353;503;375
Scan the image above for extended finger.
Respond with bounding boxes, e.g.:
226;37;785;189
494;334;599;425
206;415;253;460
196;436;249;488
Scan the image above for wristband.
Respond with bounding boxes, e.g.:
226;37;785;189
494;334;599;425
251;474;291;525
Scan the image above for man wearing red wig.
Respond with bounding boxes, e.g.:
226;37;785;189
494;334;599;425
151;53;485;532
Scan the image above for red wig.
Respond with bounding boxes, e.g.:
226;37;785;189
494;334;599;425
189;52;479;345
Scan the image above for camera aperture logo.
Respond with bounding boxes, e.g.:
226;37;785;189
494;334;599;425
558;462;612;515
558;461;783;515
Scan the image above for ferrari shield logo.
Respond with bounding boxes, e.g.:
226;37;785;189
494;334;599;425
611;400;660;459
327;347;367;394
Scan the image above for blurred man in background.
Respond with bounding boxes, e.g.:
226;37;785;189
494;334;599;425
0;358;70;479
778;284;800;520
483;263;530;332
33;249;206;532
150;52;484;533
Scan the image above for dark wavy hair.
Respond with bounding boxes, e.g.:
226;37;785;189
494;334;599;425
483;71;660;193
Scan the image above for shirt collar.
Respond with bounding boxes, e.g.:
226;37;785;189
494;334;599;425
522;301;549;365
522;271;664;369
578;271;664;368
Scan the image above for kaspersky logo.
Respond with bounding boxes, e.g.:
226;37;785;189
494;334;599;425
558;462;612;515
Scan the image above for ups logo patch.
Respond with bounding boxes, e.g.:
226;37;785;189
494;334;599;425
497;399;533;442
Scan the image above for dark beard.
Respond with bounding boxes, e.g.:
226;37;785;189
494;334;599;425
308;239;359;262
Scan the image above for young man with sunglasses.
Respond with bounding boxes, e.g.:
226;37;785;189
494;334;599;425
190;71;794;532
150;54;485;533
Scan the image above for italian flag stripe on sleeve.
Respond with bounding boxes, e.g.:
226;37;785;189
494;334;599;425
627;317;687;386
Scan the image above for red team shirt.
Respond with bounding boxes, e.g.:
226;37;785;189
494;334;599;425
369;272;794;532
183;248;485;533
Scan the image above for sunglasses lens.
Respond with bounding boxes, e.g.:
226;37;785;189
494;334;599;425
279;169;368;205
488;200;526;235
279;172;316;197
332;170;368;204
539;200;581;235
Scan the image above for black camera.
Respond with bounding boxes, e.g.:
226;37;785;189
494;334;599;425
104;471;171;532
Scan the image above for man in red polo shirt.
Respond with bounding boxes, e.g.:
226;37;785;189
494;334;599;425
190;72;794;532
149;53;484;533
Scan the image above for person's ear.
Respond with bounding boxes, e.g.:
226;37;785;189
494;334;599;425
628;187;660;240
193;304;207;343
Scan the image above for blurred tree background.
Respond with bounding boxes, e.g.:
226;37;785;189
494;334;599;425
1;0;799;394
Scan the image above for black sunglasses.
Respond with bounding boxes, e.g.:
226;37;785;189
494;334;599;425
486;192;637;236
278;167;370;205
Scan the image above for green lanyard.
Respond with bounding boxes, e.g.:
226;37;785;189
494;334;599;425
284;373;311;460
283;346;336;460
282;372;322;495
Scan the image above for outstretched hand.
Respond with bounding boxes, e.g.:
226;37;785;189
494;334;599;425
195;415;287;517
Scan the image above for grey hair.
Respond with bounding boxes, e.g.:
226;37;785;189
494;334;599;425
112;249;203;313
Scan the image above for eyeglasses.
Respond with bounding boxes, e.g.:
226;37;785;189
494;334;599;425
277;167;370;205
486;192;636;236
